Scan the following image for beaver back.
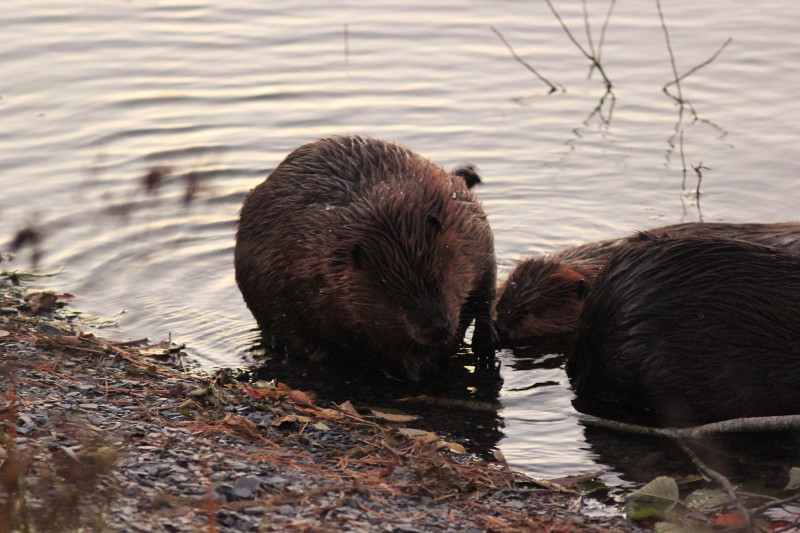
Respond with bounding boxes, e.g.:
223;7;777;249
567;236;800;426
235;135;496;380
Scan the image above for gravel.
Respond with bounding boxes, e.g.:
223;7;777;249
0;279;642;532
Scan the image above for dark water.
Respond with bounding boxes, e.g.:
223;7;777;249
2;0;800;491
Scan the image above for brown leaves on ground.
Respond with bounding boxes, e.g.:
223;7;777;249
26;291;73;314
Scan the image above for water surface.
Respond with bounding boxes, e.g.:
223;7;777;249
3;0;799;487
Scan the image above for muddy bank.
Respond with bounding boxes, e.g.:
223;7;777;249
0;275;640;532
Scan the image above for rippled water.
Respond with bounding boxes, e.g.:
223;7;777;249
3;0;799;486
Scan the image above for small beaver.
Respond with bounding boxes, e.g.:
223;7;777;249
234;135;497;380
495;221;800;347
566;236;800;426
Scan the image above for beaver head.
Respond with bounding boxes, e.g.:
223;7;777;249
328;175;486;378
495;257;590;344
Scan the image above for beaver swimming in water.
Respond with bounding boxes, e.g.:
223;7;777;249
566;235;800;426
495;221;800;348
234;135;498;380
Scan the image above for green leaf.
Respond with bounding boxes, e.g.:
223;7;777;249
624;500;671;521
577;479;609;495
626;476;680;503
683;488;727;513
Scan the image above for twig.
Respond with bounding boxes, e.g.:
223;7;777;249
544;0;613;91
595;0;616;66
580;413;800;438
750;491;800;519
678;441;755;532
655;0;683;104
664;37;732;94
491;26;560;93
581;0;596;60
692;162;709;198
679;129;687;189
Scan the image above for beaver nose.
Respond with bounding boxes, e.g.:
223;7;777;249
494;321;509;343
421;316;450;344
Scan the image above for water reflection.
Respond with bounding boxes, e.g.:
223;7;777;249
582;424;800;488
242;336;507;459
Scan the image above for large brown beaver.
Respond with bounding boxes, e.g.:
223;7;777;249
234;135;497;380
495;222;800;347
566;236;800;426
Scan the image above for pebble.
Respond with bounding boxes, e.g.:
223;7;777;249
0;283;643;533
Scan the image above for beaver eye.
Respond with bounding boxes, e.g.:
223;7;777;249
532;307;545;318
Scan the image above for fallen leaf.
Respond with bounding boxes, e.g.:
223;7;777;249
28;292;58;314
548;470;606;489
241;383;263;399
338;400;361;417
273;415;298;427
55;335;82;347
288;389;316;407
222;414;261;439
370;409;419;423
492;449;507;464
273;414;311;428
398;428;432;437
443;441;467;454
713;511;746;527
626;476;680;503
314;408;344;419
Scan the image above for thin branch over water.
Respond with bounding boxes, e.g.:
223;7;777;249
491;26;560;93
664;37;732;97
544;0;613;92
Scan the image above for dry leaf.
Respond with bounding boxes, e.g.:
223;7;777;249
398;428;433;437
338;400;361;417
288;389;316;407
241;383;263;399
314;408;344;419
222;414;261;439
28;292;58;314
492;449;507;464
55;335;82;347
370;409;419;423
273;415;298;427
443;441;467;454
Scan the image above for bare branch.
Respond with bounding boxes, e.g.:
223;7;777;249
656;0;683;104
491;26;560;93
581;413;800;437
544;0;613;91
678;442;755;531
664;37;732;93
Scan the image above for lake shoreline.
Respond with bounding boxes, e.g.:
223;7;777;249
0;275;642;532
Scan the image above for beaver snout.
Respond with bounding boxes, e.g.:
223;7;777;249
406;312;454;346
419;315;451;344
493;320;510;344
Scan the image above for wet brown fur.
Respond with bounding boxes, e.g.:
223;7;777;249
234;135;497;380
495;221;800;345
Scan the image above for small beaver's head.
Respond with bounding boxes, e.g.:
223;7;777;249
494;258;590;344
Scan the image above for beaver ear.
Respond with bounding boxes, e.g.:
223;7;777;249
351;243;364;268
576;279;590;300
452;165;482;188
425;212;445;232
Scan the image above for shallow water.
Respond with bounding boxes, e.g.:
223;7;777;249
2;0;800;488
